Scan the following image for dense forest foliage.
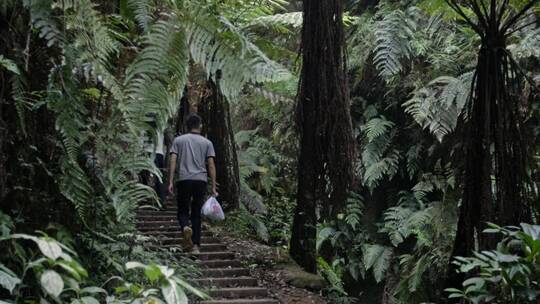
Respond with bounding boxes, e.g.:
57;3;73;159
1;0;540;303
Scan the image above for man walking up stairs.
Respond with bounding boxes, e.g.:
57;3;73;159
168;114;218;253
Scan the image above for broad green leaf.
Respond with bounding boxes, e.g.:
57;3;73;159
80;296;99;304
37;238;63;260
521;223;540;240
145;264;164;282
161;281;188;304
463;277;485;290
41;270;64;298
0;55;20;75
316;227;336;251
0;264;21;294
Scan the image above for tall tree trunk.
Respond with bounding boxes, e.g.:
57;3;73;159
290;0;355;272
199;72;240;210
447;0;536;286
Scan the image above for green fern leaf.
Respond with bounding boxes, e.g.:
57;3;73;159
362;244;393;283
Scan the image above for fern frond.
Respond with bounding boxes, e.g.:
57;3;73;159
373;9;414;80
403;71;473;142
511;26;540;59
27;0;62;47
383;205;435;247
362;244;393;283
186;12;291;100
362;149;400;189
363;116;395;142
126;0;153;31
345;193;364;230
60;158;92;224
246;12;303;29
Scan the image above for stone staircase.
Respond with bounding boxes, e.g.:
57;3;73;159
136;204;279;304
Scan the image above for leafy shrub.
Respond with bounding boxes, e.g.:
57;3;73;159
0;231;207;303
447;223;540;303
217;203;270;243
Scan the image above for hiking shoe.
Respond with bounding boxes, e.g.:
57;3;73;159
192;245;200;254
182;227;193;251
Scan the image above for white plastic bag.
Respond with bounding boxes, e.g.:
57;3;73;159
201;196;225;221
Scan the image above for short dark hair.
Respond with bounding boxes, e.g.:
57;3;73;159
186;113;202;130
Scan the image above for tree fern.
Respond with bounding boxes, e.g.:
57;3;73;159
186;11;291;100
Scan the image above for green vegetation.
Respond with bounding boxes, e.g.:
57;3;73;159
2;0;540;303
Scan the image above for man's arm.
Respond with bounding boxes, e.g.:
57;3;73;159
168;153;177;194
208;157;218;197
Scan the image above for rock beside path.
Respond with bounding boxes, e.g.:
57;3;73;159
278;263;326;290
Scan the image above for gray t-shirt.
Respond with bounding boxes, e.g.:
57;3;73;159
170;133;216;182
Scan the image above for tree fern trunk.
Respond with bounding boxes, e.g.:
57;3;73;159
290;0;355;272
447;0;535;287
199;73;240;210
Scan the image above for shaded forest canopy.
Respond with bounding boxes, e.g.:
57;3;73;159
1;0;540;303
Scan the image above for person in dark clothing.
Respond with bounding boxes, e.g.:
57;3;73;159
167;114;218;253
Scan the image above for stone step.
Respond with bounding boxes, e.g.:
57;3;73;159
208;287;268;299
200;243;228;252
202;268;249;278
193;277;258;287
199;260;243;269
136;220;176;227
143;234;221;244
195;252;235;261
137;215;177;221
138;226;214;237
137;211;178;216
200;300;278;304
154;242;227;252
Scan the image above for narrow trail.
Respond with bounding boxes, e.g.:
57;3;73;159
136;201;279;304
